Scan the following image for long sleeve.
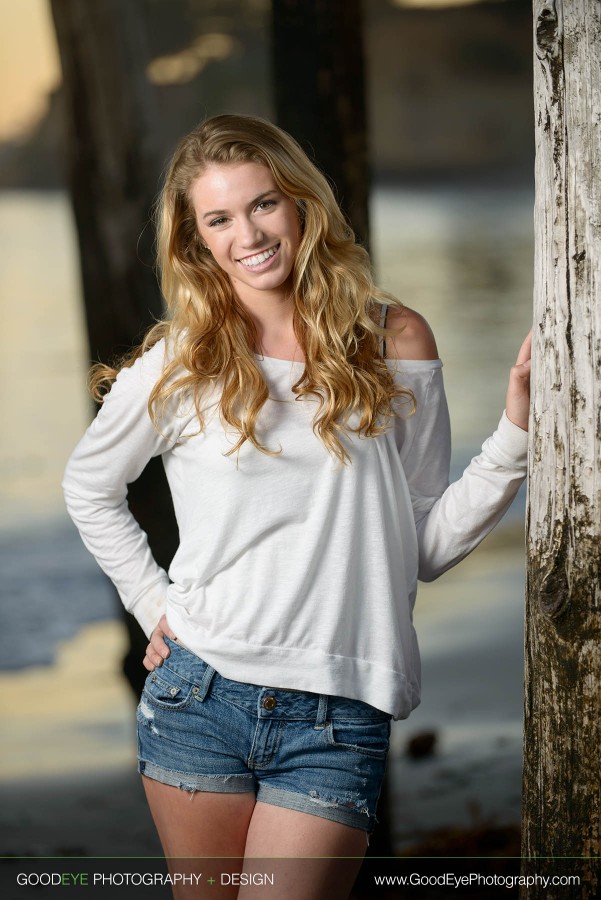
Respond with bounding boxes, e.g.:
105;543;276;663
62;339;182;637
391;360;528;583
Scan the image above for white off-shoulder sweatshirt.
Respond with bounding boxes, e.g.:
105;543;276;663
63;338;528;720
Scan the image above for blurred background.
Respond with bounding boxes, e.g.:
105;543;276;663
1;0;533;866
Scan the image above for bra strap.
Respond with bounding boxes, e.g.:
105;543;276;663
379;303;389;358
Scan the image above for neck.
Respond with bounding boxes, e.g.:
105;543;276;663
232;284;299;356
256;314;302;360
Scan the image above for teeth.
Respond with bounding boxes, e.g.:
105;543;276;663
240;244;279;268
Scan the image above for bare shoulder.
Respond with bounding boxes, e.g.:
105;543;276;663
384;305;439;361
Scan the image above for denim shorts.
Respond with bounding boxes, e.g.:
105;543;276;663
137;637;391;833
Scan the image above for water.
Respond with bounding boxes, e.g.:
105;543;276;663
0;186;533;839
0;520;117;671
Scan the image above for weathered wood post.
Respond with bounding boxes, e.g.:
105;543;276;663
522;2;601;897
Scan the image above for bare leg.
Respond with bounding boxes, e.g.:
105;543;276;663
142;776;256;899
239;802;368;900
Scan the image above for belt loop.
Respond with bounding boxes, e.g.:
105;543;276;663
315;694;328;728
195;663;216;702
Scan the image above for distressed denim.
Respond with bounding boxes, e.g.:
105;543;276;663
137;637;391;833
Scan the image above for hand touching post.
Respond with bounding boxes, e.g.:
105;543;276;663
505;331;532;431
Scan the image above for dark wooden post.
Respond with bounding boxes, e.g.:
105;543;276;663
50;0;163;358
271;0;370;248
51;0;178;694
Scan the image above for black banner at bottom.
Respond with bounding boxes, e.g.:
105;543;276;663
0;854;589;899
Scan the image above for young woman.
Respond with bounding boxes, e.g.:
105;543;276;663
63;114;531;899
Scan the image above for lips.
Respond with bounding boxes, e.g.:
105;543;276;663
238;242;281;270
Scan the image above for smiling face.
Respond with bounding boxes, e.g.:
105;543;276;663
190;161;302;308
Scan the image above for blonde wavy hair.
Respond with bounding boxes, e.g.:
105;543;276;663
90;114;413;465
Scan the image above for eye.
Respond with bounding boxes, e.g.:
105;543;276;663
256;200;276;212
208;216;228;227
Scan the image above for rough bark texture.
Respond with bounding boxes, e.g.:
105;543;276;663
271;0;369;247
522;1;601;896
51;0;178;696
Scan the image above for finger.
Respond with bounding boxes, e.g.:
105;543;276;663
158;613;178;640
146;633;168;665
148;632;170;662
146;646;167;668
150;631;171;660
515;330;532;367
506;356;532;431
150;614;178;660
142;615;178;670
511;358;531;381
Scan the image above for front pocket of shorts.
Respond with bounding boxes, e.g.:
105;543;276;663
142;666;194;710
326;718;391;759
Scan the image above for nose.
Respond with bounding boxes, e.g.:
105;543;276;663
237;215;265;249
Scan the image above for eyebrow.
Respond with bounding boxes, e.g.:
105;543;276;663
201;190;279;220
